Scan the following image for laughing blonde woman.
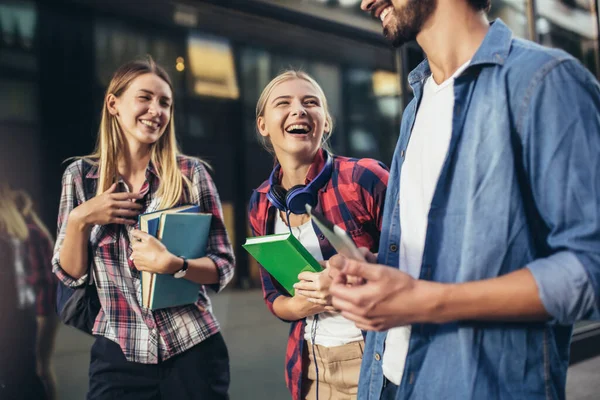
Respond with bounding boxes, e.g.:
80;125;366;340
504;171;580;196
248;70;389;400
52;57;234;400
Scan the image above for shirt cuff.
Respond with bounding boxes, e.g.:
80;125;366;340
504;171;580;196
52;257;88;288
206;254;233;293
527;251;596;325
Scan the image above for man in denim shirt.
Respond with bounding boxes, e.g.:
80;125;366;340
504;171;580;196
328;0;600;399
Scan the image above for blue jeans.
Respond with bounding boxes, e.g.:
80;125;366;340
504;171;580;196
381;379;398;400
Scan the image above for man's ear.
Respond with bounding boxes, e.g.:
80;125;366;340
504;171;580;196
257;116;269;137
106;93;119;116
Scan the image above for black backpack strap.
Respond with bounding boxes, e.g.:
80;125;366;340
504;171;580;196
78;158;96;203
56;158;101;335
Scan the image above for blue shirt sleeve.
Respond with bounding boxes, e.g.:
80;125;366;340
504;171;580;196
523;59;600;324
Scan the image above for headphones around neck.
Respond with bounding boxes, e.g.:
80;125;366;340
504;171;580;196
266;152;333;215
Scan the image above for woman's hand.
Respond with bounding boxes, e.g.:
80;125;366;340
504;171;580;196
130;229;180;275
70;183;143;228
294;261;334;307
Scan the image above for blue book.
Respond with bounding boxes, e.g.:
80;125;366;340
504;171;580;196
139;209;211;310
138;204;201;237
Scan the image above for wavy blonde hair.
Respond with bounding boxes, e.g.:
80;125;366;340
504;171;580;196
255;70;334;156
84;57;191;208
0;184;28;241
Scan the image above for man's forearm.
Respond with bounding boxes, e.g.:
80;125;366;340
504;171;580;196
423;268;550;324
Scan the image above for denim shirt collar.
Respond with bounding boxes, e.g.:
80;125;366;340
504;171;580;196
408;18;513;88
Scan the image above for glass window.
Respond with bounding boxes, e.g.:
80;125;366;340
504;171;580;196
307;62;343;152
94;20;184;89
0;79;37;123
239;47;271;141
344;68;401;164
261;0;380;31
186;34;239;99
270;54;309;75
488;0;530;39
489;0;599;77
536;0;599;77
0;1;37;72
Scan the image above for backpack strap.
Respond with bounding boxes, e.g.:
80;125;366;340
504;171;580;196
78;159;96;203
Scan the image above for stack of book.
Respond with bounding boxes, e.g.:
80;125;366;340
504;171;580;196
138;205;212;310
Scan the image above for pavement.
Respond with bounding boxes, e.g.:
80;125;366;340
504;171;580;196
53;289;600;400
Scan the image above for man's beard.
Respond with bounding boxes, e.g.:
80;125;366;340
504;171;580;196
384;0;437;47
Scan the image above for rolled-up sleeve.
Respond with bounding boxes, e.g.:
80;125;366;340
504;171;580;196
523;60;600;324
52;162;89;288
193;161;235;293
353;158;389;232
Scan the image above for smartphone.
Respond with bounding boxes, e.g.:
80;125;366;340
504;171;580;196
305;204;366;261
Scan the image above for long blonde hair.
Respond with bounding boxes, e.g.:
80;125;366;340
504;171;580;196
0;184;28;241
255;70;334;156
13;189;53;243
84;57;191;208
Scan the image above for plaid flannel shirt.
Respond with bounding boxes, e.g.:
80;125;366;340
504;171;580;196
52;156;234;364
247;150;389;400
0;222;55;317
25;221;56;316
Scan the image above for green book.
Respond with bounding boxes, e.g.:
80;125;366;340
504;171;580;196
242;233;323;296
140;211;212;310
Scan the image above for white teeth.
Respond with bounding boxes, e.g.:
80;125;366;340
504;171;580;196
140;119;158;129
380;6;393;22
286;124;310;133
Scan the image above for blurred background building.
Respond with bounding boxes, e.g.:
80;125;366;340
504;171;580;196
0;0;599;398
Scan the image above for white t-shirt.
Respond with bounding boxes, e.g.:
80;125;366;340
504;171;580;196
274;212;363;347
382;61;471;385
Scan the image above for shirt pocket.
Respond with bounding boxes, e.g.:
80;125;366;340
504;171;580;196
347;223;376;252
90;225;118;248
89;225;124;280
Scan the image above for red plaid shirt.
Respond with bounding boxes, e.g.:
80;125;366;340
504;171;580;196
0;222;55;317
247;150;389;400
52;156;234;364
25;221;56;316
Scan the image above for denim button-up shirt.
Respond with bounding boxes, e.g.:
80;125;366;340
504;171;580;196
359;19;600;400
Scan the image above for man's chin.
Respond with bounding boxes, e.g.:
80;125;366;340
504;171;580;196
389;31;417;48
384;32;406;48
384;26;406;48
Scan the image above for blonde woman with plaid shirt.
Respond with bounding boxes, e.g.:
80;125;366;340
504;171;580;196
52;58;235;400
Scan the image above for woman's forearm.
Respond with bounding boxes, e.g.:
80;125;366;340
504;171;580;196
58;210;92;280
182;256;220;285
273;295;324;321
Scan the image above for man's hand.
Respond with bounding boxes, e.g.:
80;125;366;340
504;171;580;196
329;254;443;331
326;247;375;285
